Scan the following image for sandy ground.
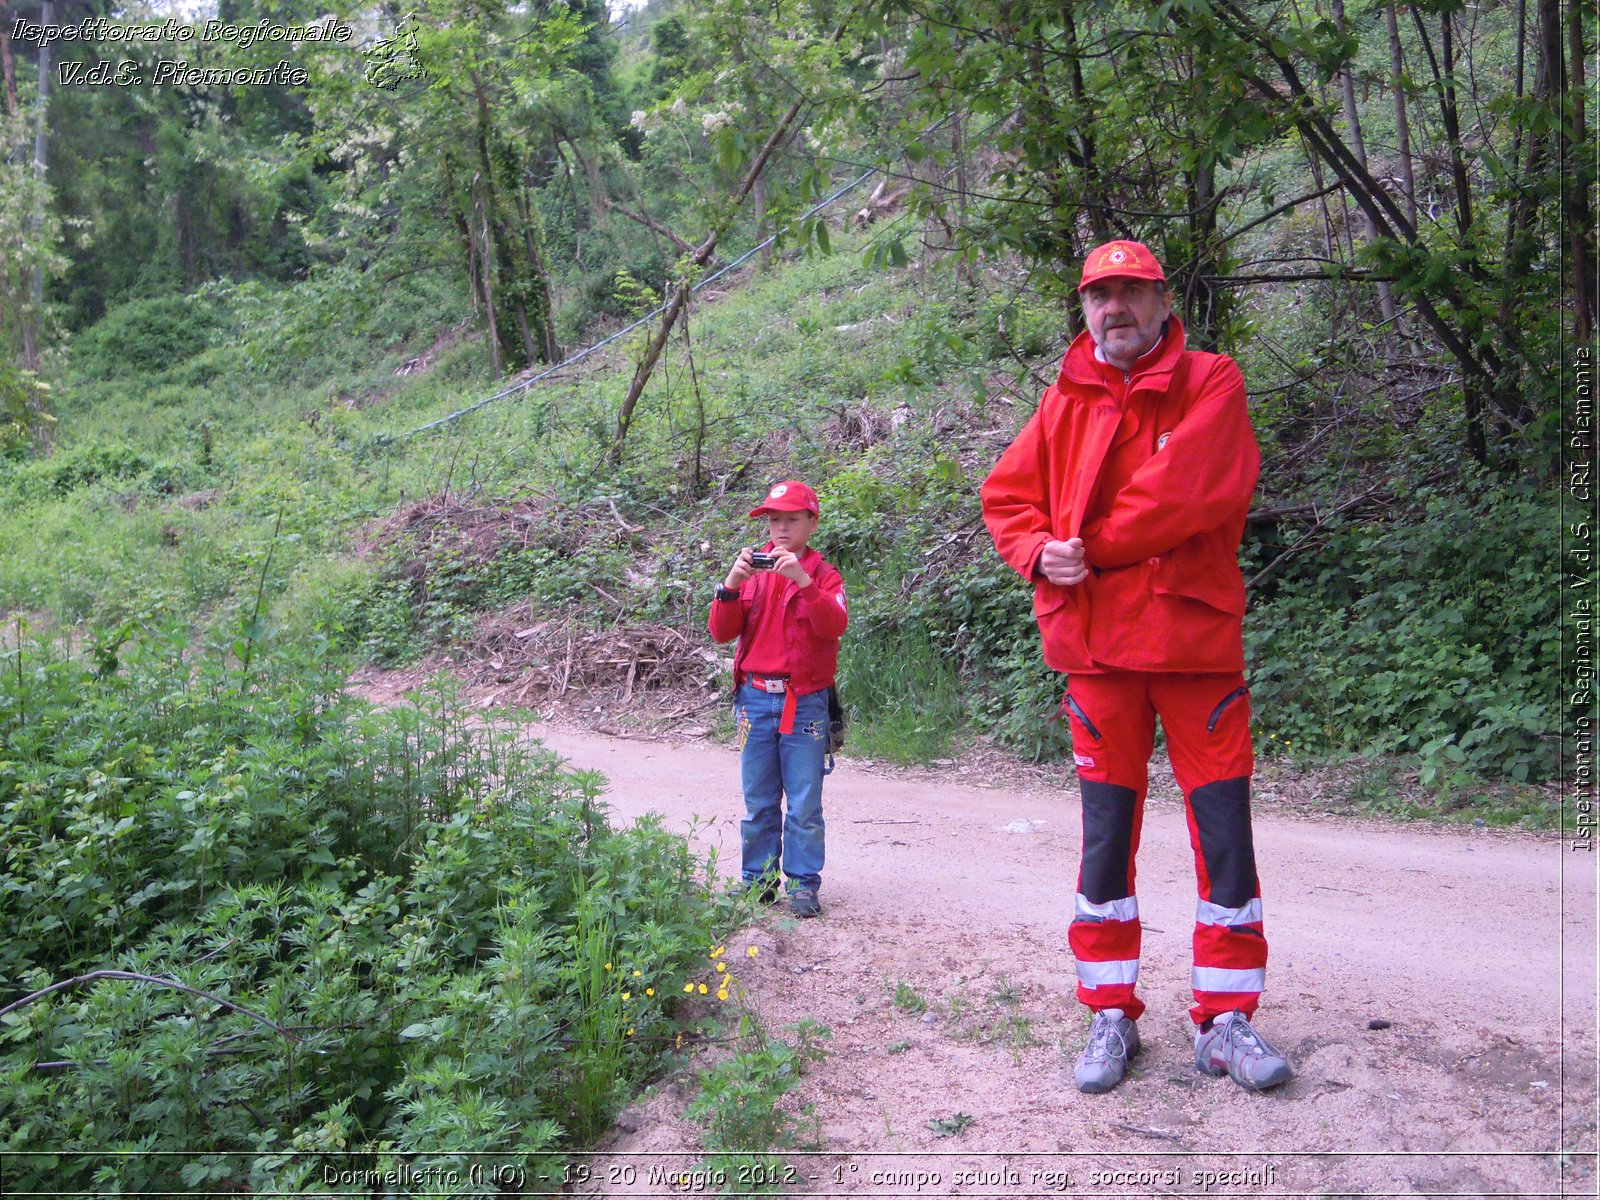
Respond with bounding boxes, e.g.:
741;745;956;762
515;723;1598;1200
343;670;1598;1198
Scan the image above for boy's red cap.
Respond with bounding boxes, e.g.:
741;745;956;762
1078;239;1167;291
749;480;819;517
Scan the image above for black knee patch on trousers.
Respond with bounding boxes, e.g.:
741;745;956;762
1078;780;1138;904
1189;776;1257;908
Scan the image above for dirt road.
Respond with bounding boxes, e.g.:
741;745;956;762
514;722;1599;1199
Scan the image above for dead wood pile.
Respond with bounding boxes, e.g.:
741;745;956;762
461;604;724;714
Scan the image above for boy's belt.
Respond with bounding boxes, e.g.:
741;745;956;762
743;673;799;734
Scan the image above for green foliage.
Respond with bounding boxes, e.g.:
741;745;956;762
1247;474;1559;784
836;625;965;763
928;1112;975;1138
890;980;928;1016
3;442;151;498
684;1017;829;1185
0;366;55;459
45;41;317;327
1325;757;1556;828
0;625;718;1192
0;109;69;362
74;295;232;379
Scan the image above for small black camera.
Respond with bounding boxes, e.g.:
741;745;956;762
750;551;779;571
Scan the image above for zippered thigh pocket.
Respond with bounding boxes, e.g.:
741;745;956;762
1206;686;1250;733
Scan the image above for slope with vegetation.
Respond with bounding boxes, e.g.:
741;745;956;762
0;0;1581;1188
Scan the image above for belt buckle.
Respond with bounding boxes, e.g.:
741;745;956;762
759;678;786;694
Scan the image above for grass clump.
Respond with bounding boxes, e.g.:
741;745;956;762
890;979;928;1015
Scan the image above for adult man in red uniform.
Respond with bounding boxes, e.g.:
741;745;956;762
981;240;1291;1094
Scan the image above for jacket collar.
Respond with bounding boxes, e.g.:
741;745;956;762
1058;314;1188;390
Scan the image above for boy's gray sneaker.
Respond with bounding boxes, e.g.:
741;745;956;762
789;887;821;918
1074;1008;1141;1093
1194;1011;1292;1091
727;878;780;904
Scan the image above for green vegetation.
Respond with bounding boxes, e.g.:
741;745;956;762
683;1017;830;1190
928;1112;975;1138
890;979;929;1016
0;0;1580;1185
0;212;1564;796
0;626;718;1192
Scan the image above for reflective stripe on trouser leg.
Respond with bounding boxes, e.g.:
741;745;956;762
1070;779;1145;1018
1186;775;1267;1022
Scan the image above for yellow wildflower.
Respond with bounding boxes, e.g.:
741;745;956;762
710;946;725;960
622;992;631;1001
747;946;759;957
717;990;729;1002
682;983;694;994
645;988;655;997
603;962;613;971
698;983;708;995
715;962;727;974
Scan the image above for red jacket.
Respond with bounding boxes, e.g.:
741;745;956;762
981;317;1260;673
708;545;848;696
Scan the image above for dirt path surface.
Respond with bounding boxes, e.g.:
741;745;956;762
506;722;1599;1200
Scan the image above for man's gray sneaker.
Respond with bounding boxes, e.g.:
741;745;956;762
789;886;821;918
1194;1011;1292;1091
1074;1008;1141;1093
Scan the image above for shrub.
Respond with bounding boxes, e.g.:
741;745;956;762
1246;474;1559;783
74;295;231;380
0;624;718;1193
2;442;151;497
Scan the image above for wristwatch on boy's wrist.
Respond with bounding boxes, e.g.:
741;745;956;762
715;585;740;602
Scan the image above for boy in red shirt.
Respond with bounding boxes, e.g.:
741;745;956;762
709;480;848;918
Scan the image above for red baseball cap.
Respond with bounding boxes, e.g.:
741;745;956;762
749;480;819;517
1077;240;1167;292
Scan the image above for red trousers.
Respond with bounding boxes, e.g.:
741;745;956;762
1062;671;1266;1025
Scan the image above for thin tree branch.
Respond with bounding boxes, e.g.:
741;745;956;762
0;970;299;1042
600;197;696;256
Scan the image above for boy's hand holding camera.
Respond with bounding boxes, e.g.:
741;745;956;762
724;546;811;591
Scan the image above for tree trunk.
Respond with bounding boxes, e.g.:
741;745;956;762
1408;6;1476;238
609;88;814;467
1496;0;1556;431
1333;0;1397;326
475;184;504;375
753;174;770;268
0;3;18;117
1183;155;1223;350
469;79;555;372
22;0;51;370
1565;0;1595;340
517;193;559;363
1385;0;1417;229
951;108;973;287
1062;6;1110;242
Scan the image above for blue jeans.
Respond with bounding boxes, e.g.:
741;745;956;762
735;683;828;891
